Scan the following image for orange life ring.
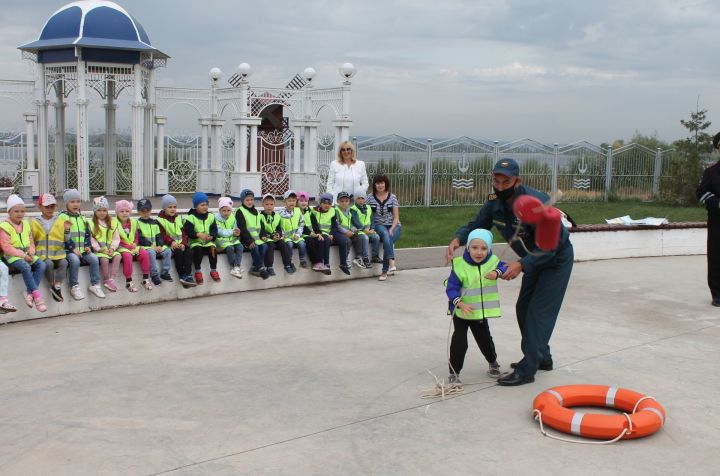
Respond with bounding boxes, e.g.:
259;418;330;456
532;385;666;440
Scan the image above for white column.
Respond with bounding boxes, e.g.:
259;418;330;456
35;63;49;195
144;68;156;197
155;116;166;169
199;119;210;170
131;63;145;200
54;86;66;194
307;126;318;173
24;114;36;170
293;126;302;173
211;120;224;170
334;126;342;162
233;120;242;171
76;57;90;201
303;126;311;173
249;124;258;173
104;81;117;195
239;124;248;171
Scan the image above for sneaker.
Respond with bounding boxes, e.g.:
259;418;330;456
249;267;261;277
50;285;64;302
487;362;502;378
259;267;270;280
70;285;85;301
362;257;371;268
0;301;17;313
290;263;297;273
352;257;365;269
88;284;106;298
34;296;47;313
160;272;173;282
194;271;204;285
142;279;153;290
321;264;332;276
151;274;162;286
230;267;243;279
311;263;324;272
210;270;221;282
267;267;276;277
126;282;138;293
371;256;383;264
299;259;308;269
179;275;197;288
103;279;118;292
448;374;462;387
388;266;397;276
340;265;351;275
22;291;33;308
284;265;295;274
378;272;388;281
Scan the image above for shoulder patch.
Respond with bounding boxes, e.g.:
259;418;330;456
487;193;497;201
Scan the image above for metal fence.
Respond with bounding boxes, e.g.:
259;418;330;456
0;130;689;205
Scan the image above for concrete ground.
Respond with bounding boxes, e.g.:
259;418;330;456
0;255;718;476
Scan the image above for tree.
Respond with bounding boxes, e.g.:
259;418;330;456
679;106;713;154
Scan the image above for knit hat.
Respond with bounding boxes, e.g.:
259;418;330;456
218;196;233;210
283;190;297;200
38;193;57;207
319;192;333;203
93;196;109;211
296;191;309;202
353;187;367;200
115;200;133;213
192;191;209;208
467;228;494;251
5;194;24;211
137;198;152;211
161;194;177;210
63;188;81;203
239;189;254;202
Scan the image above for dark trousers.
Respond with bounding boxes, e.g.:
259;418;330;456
449;316;497;374
305;236;329;265
330;232;349;267
264;239;291;268
192;246;218;271
514;244;574;379
707;216;720;300
172;247;194;277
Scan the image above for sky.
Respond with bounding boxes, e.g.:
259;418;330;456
1;0;719;144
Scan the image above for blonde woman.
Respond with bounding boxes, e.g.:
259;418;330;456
325;141;369;203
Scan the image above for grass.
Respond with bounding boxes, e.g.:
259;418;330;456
397;199;707;248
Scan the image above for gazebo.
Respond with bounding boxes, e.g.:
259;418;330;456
18;0;168;200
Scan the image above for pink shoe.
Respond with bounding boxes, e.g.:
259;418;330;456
22;291;34;308
104;279;118;292
34;296;47;313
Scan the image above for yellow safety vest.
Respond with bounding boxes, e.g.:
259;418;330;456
238;207;264;246
449;255;502;320
312;207;336;236
185;213;216;248
0;220;40;264
216;214;241;250
157;215;184;244
281;208;303;243
88;218;120;259
351;204;372;235
31;216;67;261
58;211;88;250
117;219;139;254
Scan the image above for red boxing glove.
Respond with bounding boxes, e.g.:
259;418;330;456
535;206;561;251
512;195;544;224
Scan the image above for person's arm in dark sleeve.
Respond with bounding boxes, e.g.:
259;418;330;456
311;213;321;234
209;220;218;241
137;224;152;247
496;259;509;277
330;214;341;234
183;219;198;240
350;209;363;230
83;221;92;250
517;226;568;274
445;267;463;315
455;202;493;245
697;168;720;210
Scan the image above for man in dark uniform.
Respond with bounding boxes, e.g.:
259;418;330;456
696;132;720;307
446;158;573;386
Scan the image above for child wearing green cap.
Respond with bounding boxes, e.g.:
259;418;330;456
445;228;507;386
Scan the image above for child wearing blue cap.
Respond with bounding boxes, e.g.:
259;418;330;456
445;228;507;386
182;191;219;284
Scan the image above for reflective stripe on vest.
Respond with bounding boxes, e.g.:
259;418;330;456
89;218;119;257
216;214;240;249
0;220;39;264
262;212;281;234
59;212;87;249
313;207;335;235
281;209;303;242
239;207;263;245
157;216;183;243
351;204;372;234
185;213;215;248
336;207;353;230
451;254;502;320
117;219;138;253
137;219;167;250
31;217;66;260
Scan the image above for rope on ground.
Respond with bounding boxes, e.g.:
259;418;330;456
532;409;631;445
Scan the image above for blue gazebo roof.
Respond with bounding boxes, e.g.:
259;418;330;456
19;1;168;59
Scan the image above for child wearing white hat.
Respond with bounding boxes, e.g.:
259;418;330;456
0;195;48;312
215;196;243;278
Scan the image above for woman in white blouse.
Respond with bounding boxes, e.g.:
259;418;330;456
325;141;369;203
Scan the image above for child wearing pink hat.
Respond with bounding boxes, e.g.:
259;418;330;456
215;196;243;278
115;200;152;292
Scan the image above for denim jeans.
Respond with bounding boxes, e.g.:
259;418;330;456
146;247;172;276
67;252;101;286
10;258;46;293
0;261;9;296
330;232;349;267
366;233;380;259
249;243;267;270
286;240;307;262
350;233;369;259
224;244;244;267
374;224;402;272
44;258;68;286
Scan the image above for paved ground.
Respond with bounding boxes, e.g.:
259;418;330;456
0;255;718;475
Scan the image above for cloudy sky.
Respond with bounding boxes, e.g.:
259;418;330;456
1;0;719;144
